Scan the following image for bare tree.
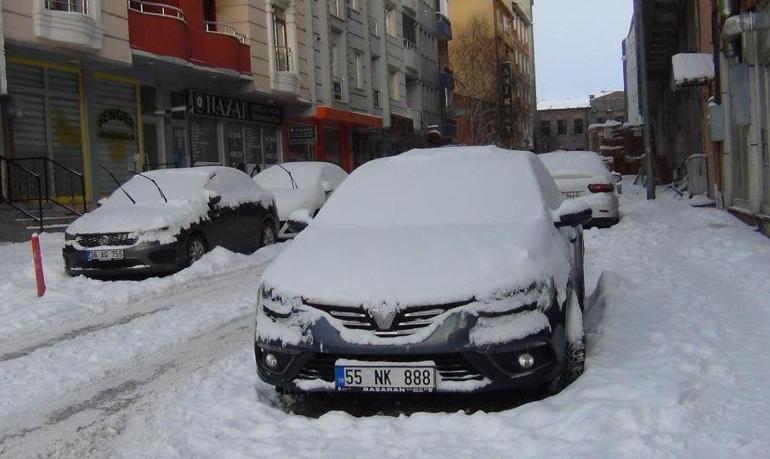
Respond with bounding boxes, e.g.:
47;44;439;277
451;17;500;146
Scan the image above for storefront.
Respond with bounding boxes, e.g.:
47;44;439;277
285;106;383;172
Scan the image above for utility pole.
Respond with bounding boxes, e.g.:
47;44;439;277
634;0;656;199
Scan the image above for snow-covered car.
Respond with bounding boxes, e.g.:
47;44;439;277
539;151;620;227
254;146;591;395
254;162;347;239
63;167;278;277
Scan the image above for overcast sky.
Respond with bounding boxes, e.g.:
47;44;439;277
533;0;634;102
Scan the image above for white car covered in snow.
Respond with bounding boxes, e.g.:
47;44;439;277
63;167;278;277
254;162;347;239
539;151;620;227
255;146;592;395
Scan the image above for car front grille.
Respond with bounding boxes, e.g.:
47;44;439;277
306;300;472;338
562;191;585;198
297;353;484;382
76;233;137;247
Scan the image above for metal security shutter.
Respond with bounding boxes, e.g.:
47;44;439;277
47;69;83;174
6;63;47;160
90;78;139;197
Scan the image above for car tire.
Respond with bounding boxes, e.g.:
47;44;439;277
185;234;207;267
260;221;277;248
549;291;585;394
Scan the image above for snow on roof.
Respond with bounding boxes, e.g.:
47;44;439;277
672;53;714;87
537;98;590;111
539;151;612;180
589;120;623;130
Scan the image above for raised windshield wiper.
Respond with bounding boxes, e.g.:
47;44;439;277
133;171;168;203
100;164;135;205
276;164;298;189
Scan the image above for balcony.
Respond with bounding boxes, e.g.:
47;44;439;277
436;12;452;41
403;39;419;75
128;1;189;61
271;46;300;94
199;21;251;74
34;0;104;50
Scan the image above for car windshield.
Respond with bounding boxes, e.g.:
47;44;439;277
314;147;558;228
255;163;324;189
103;169;210;207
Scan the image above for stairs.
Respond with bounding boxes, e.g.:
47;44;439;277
0;203;80;242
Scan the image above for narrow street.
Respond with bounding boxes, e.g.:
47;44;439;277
1;181;769;457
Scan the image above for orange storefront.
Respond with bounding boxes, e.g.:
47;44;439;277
284;107;383;172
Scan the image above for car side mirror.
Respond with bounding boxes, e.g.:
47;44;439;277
287;208;313;234
208;195;222;208
554;200;592;228
321;180;333;193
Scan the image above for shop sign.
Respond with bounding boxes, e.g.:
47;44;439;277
500;62;513;137
288;125;317;145
191;91;283;125
97;109;136;142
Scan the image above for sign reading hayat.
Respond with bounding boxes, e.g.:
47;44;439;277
191;91;283;125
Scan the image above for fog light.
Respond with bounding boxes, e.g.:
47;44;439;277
518;353;535;370
264;353;279;369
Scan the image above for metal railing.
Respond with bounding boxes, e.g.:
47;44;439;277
403;39;418;50
127;0;185;21
10;157;87;216
204;21;246;43
368;16;381;37
275;46;292;72
1;155;44;232
44;0;87;14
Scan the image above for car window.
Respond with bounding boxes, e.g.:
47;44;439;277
206;168;265;205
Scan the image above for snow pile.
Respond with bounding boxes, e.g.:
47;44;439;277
112;179;770;457
537;98;590;111
672;53;714;87
0;233;284;349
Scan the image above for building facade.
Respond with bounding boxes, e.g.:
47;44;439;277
534;99;590;153
589;90;626;126
0;0;453;209
450;0;534;149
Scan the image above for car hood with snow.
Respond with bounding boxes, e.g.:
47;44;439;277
267;188;323;221
261;146;573;308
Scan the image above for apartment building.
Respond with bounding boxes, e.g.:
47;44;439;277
283;0;453;170
450;0;534;149
534;99;590;153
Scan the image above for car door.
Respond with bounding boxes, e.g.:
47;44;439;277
207;168;264;253
204;170;243;252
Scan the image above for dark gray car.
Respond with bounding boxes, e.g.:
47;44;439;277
254;146;590;394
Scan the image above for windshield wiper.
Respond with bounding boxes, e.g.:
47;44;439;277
276;164;298;189
100;164;135;205
133;171;168;203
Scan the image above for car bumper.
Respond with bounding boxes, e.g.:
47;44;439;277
575;193;619;226
255;309;565;394
62;240;185;277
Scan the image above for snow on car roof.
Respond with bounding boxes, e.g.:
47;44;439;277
255;162;343;189
539;151;612;180
314;145;563;228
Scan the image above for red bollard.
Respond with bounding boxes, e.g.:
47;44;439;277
31;233;46;297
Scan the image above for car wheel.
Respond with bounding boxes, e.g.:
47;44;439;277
549;291;585;394
260;221;277;248
185;234;207;266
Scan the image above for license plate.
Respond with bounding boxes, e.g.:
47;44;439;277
335;361;436;392
87;249;124;261
563;191;584;198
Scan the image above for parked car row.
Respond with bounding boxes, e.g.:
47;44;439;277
62;163;346;278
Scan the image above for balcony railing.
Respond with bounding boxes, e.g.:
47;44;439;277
45;0;87;14
368;16;380;37
404;39;417;50
127;0;185;21
205;21;246;43
275;46;292;72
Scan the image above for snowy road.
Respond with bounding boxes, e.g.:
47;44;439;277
2;181;770;457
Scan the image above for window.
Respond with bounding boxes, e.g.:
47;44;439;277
402;14;417;48
574;118;584;135
355;53;364;89
351;0;360;11
540;120;551;136
390;70;401;101
273;7;291;71
557;119;567;135
330;0;344;18
202;0;216;22
385;6;398;37
45;0;86;13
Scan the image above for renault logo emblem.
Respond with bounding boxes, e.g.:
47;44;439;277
99;235;110;246
368;306;398;330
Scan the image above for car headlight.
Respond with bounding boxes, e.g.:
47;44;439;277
65;232;76;241
258;287;298;320
475;283;555;318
